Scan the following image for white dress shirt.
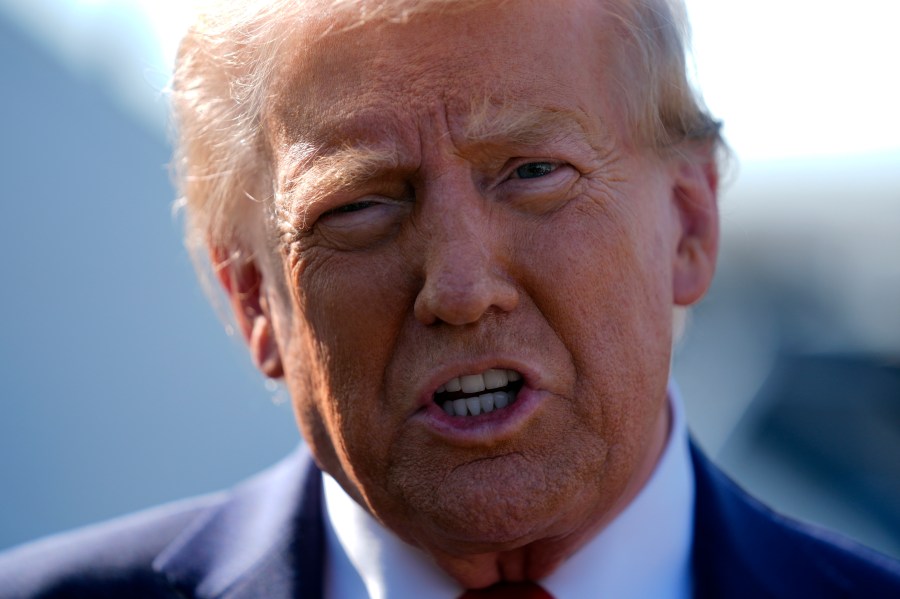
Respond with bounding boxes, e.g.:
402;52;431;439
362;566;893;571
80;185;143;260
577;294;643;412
323;381;694;599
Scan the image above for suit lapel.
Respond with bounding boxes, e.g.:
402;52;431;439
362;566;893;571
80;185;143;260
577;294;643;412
153;447;325;599
690;441;769;598
689;440;863;599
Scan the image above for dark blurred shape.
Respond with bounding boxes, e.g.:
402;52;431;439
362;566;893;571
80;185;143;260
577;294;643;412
722;352;900;559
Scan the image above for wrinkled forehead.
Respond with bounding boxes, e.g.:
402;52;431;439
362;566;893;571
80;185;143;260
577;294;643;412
262;0;623;150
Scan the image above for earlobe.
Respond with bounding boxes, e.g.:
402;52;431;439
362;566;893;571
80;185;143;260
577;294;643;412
211;246;284;378
671;151;719;306
248;307;284;378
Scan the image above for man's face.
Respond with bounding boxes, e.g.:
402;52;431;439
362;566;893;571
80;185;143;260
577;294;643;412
242;0;715;577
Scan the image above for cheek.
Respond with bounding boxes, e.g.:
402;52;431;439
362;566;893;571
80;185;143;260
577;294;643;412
522;190;674;425
300;248;412;335
528;196;671;342
300;251;414;404
276;315;344;476
284;249;417;488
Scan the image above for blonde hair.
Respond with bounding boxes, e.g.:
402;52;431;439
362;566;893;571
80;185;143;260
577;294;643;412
171;0;721;256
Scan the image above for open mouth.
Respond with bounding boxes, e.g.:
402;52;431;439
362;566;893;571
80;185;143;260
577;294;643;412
434;368;524;417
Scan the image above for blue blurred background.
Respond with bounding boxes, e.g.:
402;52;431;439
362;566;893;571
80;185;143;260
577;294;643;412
1;0;898;559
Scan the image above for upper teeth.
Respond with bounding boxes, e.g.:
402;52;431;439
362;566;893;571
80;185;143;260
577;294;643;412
436;369;522;417
436;369;521;394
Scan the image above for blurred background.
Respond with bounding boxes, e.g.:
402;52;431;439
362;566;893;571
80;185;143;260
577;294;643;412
1;0;898;559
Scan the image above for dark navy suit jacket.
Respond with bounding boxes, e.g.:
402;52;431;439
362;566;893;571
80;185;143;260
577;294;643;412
2;443;899;598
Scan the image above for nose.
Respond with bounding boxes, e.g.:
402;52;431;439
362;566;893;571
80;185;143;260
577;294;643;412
413;200;519;327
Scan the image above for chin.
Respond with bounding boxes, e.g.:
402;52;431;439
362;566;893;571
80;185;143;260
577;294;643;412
396;459;596;553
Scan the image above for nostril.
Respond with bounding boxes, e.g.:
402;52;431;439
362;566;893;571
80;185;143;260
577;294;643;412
414;273;519;327
412;232;520;327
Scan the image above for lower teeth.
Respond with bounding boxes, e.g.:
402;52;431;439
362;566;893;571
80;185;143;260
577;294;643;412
442;390;514;417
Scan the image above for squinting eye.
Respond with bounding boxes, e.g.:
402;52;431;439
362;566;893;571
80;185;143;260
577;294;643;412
514;162;556;179
324;200;377;216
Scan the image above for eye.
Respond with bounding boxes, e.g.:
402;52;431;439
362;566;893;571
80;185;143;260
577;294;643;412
497;159;577;215
513;161;557;179
318;198;390;232
322;200;378;217
314;195;409;251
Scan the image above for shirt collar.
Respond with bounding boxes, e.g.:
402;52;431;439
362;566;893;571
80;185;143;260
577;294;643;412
323;380;694;599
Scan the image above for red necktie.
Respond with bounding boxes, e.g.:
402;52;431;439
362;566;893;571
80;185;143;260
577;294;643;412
458;581;554;598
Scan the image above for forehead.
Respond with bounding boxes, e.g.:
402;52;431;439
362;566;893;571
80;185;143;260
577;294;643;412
264;0;624;151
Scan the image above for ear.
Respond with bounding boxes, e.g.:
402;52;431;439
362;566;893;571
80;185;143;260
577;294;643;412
671;149;719;306
211;246;284;378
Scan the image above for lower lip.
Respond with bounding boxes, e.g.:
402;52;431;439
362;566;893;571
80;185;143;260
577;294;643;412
413;385;546;444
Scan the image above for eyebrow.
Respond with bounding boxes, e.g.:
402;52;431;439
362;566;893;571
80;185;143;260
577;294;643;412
275;102;600;229
460;101;596;149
